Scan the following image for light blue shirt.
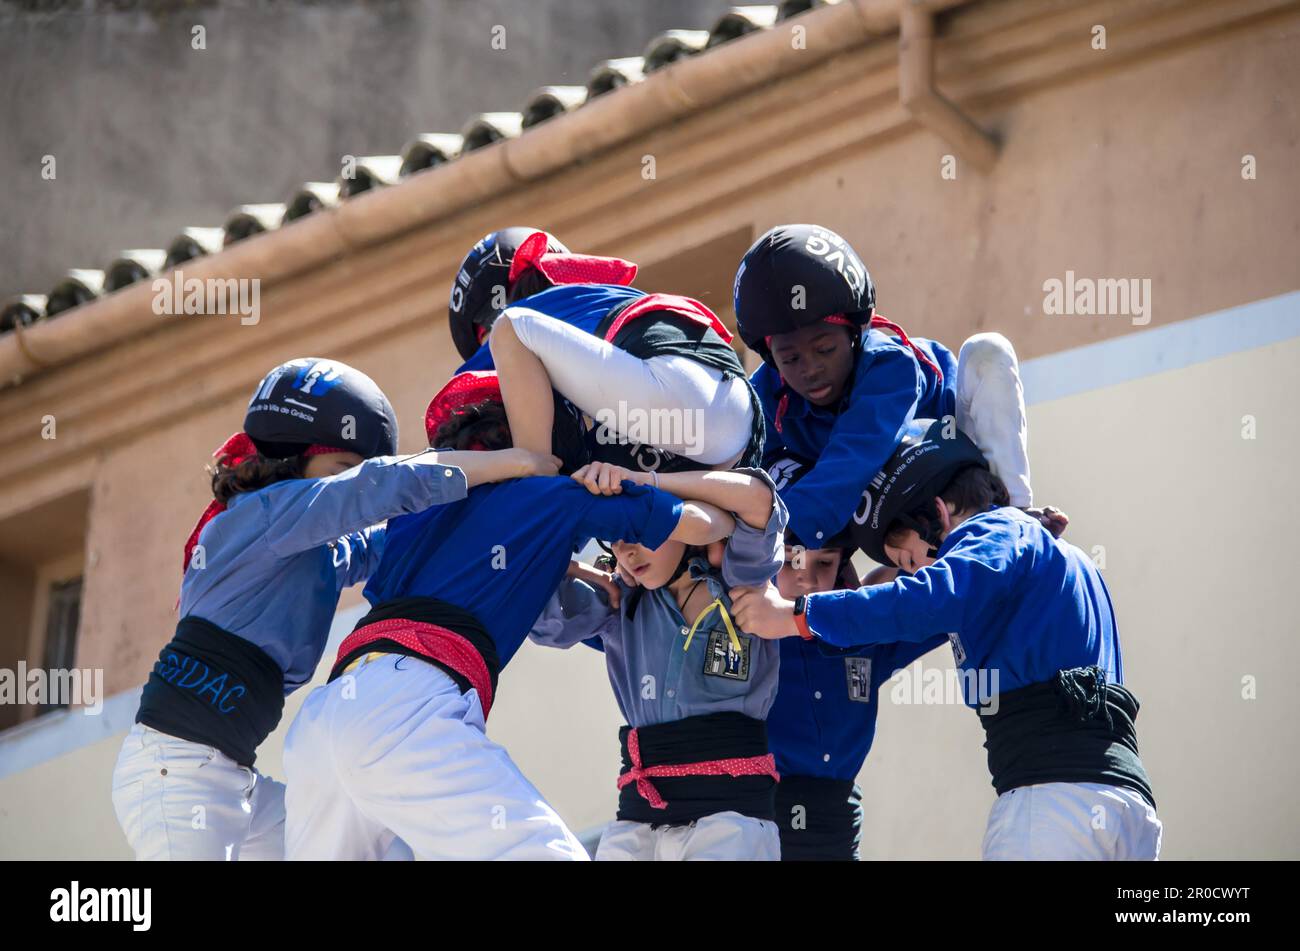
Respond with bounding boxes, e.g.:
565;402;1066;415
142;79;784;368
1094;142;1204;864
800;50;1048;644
531;469;788;726
178;452;468;691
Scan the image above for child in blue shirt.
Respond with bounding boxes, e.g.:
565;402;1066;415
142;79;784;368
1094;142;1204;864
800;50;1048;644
531;460;788;860
733;224;1059;551
283;372;734;860
112;358;554;861
448;227;762;472
730;420;1161;861
762;453;946;861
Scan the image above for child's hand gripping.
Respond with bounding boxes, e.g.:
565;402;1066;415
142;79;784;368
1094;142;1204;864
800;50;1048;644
728;582;800;640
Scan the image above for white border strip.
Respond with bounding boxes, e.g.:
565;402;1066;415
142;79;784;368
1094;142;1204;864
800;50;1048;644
1020;290;1300;405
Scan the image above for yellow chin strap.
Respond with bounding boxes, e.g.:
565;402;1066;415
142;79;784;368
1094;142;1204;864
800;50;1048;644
682;598;743;654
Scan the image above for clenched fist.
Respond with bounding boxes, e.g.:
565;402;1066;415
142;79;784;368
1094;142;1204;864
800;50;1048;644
728;583;800;640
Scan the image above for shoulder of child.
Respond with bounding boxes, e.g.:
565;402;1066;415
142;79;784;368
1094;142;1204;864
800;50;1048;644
949;506;1031;550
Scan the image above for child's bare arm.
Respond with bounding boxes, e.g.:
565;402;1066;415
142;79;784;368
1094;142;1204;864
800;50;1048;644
670;501;736;546
424;448;560;488
488;312;556;458
571;462;773;530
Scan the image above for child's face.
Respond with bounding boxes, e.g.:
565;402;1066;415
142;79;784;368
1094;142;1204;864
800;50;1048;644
883;527;937;575
611;538;687;590
769;324;856;406
776;544;843;598
303;451;365;478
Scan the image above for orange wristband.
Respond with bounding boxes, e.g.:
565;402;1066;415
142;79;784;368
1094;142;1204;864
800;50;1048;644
794;605;814;641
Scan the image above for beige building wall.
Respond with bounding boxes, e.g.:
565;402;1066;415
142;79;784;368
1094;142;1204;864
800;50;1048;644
1;0;1298;858
861;318;1300;859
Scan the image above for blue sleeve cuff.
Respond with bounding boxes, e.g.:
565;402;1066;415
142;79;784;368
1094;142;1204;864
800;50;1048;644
722;468;788;587
806;589;871;649
406;452;469;506
630;482;684;551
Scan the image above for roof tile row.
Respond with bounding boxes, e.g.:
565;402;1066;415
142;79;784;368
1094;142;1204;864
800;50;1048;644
1;1;831;333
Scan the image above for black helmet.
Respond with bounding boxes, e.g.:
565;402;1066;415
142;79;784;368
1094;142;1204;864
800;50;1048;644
765;453;853;550
447;227;570;360
733;224;875;366
244;358;398;459
849;419;988;567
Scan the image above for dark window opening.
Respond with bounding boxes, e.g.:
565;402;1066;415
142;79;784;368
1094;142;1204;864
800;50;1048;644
39;576;83;715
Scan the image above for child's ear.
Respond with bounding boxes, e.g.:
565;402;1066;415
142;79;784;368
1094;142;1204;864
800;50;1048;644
935;496;954;533
706;540;726;568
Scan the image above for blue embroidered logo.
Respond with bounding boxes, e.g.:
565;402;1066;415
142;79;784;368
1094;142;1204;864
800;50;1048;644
154;652;247;714
290;360;344;397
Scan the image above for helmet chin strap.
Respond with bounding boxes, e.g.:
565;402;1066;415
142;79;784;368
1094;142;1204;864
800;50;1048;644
895;509;945;561
669;548;696;586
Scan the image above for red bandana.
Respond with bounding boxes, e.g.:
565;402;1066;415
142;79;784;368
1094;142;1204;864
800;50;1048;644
507;230;637;289
424;371;504;445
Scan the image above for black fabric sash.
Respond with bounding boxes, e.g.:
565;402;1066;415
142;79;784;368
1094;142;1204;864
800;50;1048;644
616;712;776;826
979;665;1156;808
774;775;863;862
136;616;284;768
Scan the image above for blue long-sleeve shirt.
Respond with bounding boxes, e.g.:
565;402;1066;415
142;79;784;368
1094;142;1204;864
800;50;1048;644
803;507;1123;707
753;328;957;545
766;634;947;780
364;476;683;669
530;470;787;726
456;283;646;372
178;452;470;692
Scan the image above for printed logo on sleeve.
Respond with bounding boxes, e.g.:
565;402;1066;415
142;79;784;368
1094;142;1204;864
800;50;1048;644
703;629;752;682
768;457;804;492
845;656;873;703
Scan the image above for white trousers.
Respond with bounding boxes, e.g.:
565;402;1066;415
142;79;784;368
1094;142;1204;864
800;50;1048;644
595;811;781;861
982;782;1163;860
283;654;588;861
503;309;754;465
955;332;1033;507
110;723;285;861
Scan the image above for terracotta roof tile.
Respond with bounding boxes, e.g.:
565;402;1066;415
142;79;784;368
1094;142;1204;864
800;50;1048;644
2;3;810;328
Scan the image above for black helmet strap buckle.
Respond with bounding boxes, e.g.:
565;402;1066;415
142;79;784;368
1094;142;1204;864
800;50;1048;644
893;503;945;560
